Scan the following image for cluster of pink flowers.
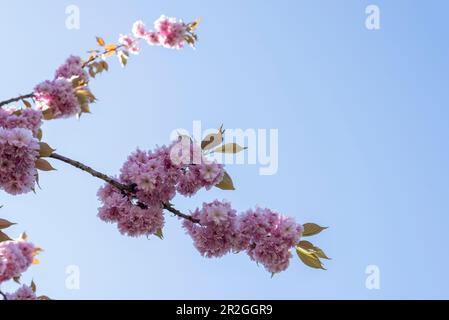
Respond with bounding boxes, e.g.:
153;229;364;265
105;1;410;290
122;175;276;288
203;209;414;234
4;284;37;300
54;55;88;84
0;239;35;283
152;15;189;49
0;107;42;137
177;161;224;197
34;55;87;119
97;183;165;237
0;128;39;195
172;140;225;197
183;201;239;258
120;144;182;206
238;208;303;273
119;16;190;54
118;34;141;55
34;79;80;119
183;202;303;274
98;140;225;237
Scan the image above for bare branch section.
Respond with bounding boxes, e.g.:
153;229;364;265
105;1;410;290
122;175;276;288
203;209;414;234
49;153;131;193
49;153;198;223
0;290;7;300
163;203;200;224
0;93;34;108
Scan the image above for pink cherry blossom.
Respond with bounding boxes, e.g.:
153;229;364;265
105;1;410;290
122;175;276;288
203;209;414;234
238;208;303;274
34;79;80;119
0;107;42;137
97;139;226;237
154;15;189;50
4;285;37;300
118;34;140;55
0;239;35;283
54;55;88;84
176;160;224;197
145;32;161;46
97;184;164;237
132;20;147;38
0;128;39;195
171;138;224;197
120;144;182;206
183;200;239;258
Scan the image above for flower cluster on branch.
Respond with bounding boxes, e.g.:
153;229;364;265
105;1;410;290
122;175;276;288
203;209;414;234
0;14;329;300
0;225;45;300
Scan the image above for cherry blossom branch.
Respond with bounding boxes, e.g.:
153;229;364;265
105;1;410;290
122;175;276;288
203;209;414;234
82;44;126;68
0;93;34;108
49;153;132;193
0;44;123;109
0;44;125;109
163;203;199;223
0;289;7;300
48;153;199;223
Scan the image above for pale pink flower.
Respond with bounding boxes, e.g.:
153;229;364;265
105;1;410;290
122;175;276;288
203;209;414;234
34;79;80;119
154;15;188;50
132;20;147;38
120;144;182;206
183;200;239;258
0;108;42;137
0;239;35;283
145;32;161;46
5;285;37;300
118;34;140;55
237;208;303;274
54;55;88;83
0;128;39;195
97;184;164;238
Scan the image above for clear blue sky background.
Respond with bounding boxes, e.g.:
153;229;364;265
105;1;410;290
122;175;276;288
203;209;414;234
1;0;449;299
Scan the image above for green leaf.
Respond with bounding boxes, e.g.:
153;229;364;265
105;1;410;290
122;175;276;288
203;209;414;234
296;246;326;270
189;17;201;31
103;44;117;57
214;143;247;154
80;103;91;114
37;128;43;141
76;89;96;102
0;218;16;230
297;241;331;260
215;171;235;190
42;109;54;120
35;159;56;171
117;50;129;68
23;99;32;108
201;125;224;150
99;60;109;71
30;280;37;293
302;223;328;237
39;142;55;158
184;34;196;47
96;36;105;47
89;65;96;78
155;229;164;240
0;230;11;242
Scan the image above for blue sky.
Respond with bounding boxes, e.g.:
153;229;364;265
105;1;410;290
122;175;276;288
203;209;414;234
1;0;449;299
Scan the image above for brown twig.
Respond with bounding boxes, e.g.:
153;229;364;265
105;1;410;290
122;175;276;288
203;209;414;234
0;93;34;108
49;153;199;223
163;203;199;223
82;44;126;68
0;290;7;300
49;153;132;193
